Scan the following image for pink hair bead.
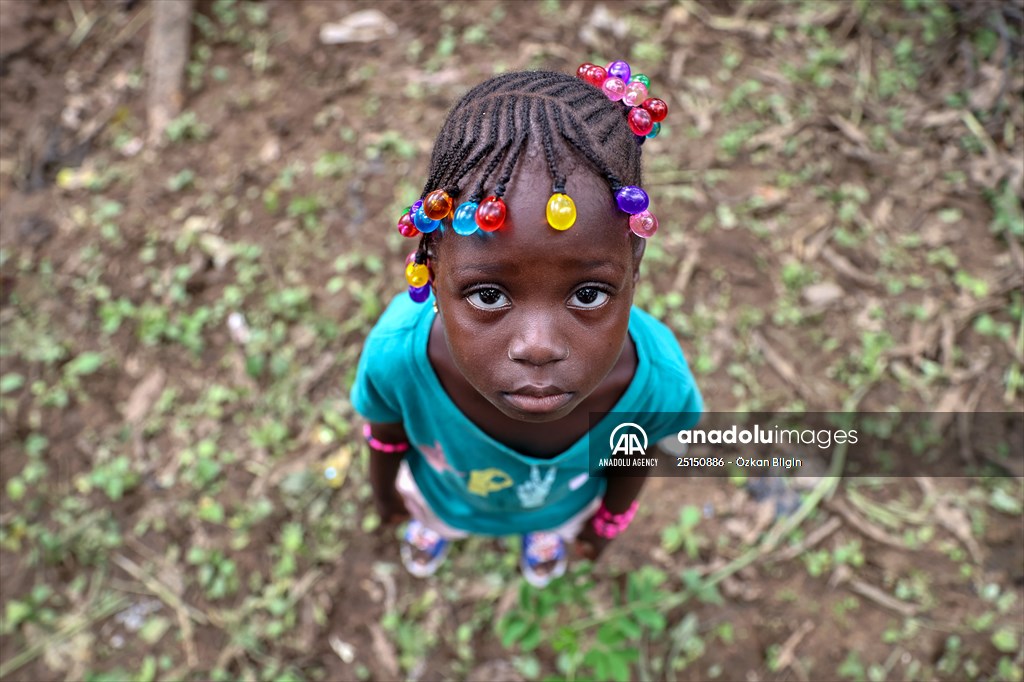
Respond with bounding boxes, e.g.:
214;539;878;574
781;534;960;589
622;80;648;107
602;77;627;101
629;210;658;238
397;212;419;238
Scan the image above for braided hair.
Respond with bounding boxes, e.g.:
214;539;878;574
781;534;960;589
415;70;644;263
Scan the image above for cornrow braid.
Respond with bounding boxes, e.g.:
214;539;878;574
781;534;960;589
402;69;650;295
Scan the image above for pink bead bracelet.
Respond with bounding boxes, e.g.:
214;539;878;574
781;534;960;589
591;500;639;539
363;424;410;454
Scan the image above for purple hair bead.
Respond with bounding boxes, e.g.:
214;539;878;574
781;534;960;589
615;186;649;215
408;283;431;303
606;60;631;84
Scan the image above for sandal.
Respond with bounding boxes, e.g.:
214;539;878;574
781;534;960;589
400;520;450;578
520;531;567;588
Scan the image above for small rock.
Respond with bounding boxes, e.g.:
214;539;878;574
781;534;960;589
801;281;843;306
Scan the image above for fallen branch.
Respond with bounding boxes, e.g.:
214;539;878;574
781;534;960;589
774;620;816;675
848;578;918;617
770;515;842;562
112;553;209;666
751;331;826;406
825;498;908;549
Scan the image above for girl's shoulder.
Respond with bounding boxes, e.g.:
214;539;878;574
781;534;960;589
628;306;703;418
628;306;693;375
357;294;433;375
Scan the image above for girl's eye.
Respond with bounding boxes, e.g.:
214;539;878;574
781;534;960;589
467;288;510;310
570;287;609;309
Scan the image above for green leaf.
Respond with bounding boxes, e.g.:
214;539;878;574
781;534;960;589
0;373;24;394
634;607;667;633
617;617;644;640
5;600;32;627
500;617;529;648
661;525;682;553
608;651;633;682
138;656;157;682
680;505;701;529
519;623;542;652
139;615;171;644
989;488;1023;515
992;628;1019;653
597;622;620;647
65;351;105;376
6;477;26;501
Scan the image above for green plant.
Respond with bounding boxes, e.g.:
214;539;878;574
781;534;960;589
187;547;240;599
165;111;209;143
661;505;704;558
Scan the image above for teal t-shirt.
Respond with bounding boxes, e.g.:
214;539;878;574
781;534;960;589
350;293;703;536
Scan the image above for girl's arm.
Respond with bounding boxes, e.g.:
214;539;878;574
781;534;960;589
366;422;411;524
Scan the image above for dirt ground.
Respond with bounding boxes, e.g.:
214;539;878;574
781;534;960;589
1;1;1022;681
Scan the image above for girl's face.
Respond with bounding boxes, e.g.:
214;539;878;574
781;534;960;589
433;157;641;423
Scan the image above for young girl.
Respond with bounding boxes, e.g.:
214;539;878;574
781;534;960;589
351;64;702;587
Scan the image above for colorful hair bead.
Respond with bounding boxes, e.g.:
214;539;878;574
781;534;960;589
475;196;506;232
606;60;631;83
584;64;607;88
546;193;577;231
641;97;668;123
622;81;648;107
452;201;480;235
628;73;650;88
646;122;661;139
413;206;441;233
629;210;658;239
423;189;453;220
397;212;420;238
405;261;429;288
627;107;653;136
601;77;627;102
576;62;595;80
408;283;431;303
615;186;649;214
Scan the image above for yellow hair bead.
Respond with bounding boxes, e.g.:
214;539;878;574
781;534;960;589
546;193;576;231
405;262;429;288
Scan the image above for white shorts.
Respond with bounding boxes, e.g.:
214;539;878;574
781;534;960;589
396;461;601;542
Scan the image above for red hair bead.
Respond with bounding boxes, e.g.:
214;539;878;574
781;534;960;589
585;65;607;88
577;62;595;80
475;196;506;232
423;189;453;220
641;97;668;123
627;107;653;136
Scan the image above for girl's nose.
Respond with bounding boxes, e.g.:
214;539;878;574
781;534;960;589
507;315;570;366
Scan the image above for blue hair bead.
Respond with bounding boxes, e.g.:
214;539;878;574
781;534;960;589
413;206;440;233
452;202;480;235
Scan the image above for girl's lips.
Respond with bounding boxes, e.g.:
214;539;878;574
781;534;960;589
501;391;575;414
